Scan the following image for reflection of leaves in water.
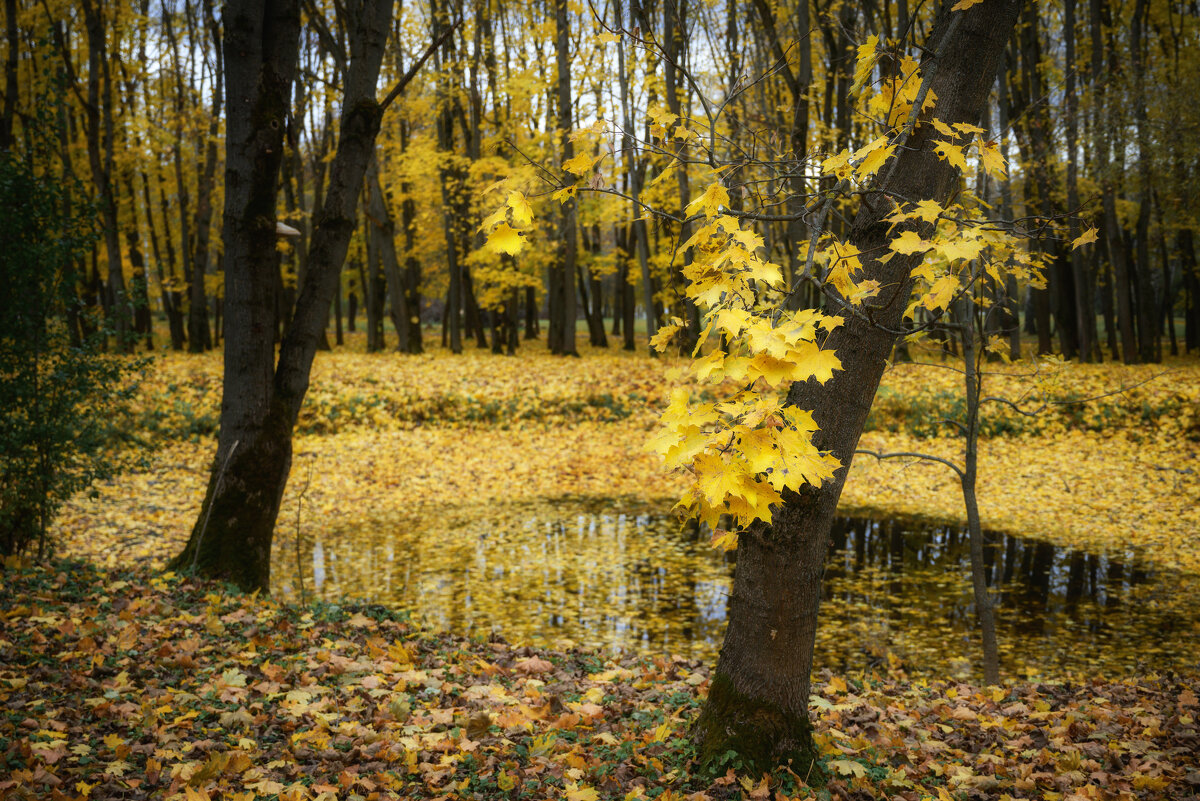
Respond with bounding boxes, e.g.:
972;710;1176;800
273;503;1200;680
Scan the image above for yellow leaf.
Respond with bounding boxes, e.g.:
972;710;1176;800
933;139;969;172
852;35;880;94
979;139;1007;178
649;318;684;352
562;152;598;177
890;230;929;256
506;191;534;227
685;182;730;219
828;759;869;778
496;770;516;791
951;0;984;9
1071;227;1099;250
934;237;985;263
486;223;526;256
565;782;600;801
478;206;507;232
710;530;739;551
923;274;960;311
856;141;896;180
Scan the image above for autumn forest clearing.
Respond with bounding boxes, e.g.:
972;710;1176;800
5;0;1200;797
3;341;1199;800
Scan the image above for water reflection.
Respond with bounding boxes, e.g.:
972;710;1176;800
273;502;1200;678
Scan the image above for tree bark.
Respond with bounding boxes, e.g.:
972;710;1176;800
170;0;407;592
552;0;578;355
692;0;1021;775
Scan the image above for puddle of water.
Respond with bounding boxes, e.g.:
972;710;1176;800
272;500;1200;678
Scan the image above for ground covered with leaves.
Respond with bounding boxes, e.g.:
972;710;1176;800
2;562;1199;801
5;344;1199;799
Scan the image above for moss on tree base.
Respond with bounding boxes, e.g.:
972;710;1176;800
691;671;821;780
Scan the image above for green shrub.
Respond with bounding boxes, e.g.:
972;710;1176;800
0;154;140;558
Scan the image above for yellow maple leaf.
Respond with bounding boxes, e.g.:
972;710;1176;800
923;273;960;311
856;140;896;180
1071;227;1099;250
851;35;880;94
710;530;739;551
562;152;598;177
951;0;985;9
486;223;526;256
828;759;868;778
506;191;534;227
979;139;1007;178
934;237;985;263
686;182;730;218
933;139;969;172
565;783;600;801
890;230;929;255
649;318;684;352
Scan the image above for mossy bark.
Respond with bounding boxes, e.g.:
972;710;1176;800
693;672;818;778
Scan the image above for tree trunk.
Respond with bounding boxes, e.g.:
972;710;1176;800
1064;0;1095;362
1130;0;1157;363
692;0;1020;775
552;0;578;356
367;152;411;353
959;292;1000;684
190;0;223;353
170;0;401;592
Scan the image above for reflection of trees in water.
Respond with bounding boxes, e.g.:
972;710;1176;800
273;506;1198;674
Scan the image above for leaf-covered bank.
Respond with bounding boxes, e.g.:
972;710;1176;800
2;562;1198;801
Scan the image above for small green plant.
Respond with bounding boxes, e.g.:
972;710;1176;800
0;152;141;559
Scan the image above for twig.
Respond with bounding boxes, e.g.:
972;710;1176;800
293;458;313;605
191;440;239;572
856;447;965;478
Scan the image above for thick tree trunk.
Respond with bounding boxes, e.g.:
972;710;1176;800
692;0;1020;775
171;0;403;592
169;0;303;591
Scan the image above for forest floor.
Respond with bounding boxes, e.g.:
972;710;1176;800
3;343;1200;800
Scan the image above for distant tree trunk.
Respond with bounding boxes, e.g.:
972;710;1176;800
1092;0;1136;363
398;119;423;353
190;0;223;353
692;0;1020;775
1064;0;1095;362
170;0;419;591
1181;229;1199;353
551;0;578;356
364;214;385;352
80;0;133;350
1130;0;1157;363
366;152;410;352
617;0;656;351
1;0;16;151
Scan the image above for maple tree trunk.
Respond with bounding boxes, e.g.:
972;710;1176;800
693;0;1020;775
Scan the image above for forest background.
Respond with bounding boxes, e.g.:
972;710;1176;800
1;0;1200;799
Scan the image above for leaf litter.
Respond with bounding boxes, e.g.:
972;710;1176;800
5;344;1198;799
